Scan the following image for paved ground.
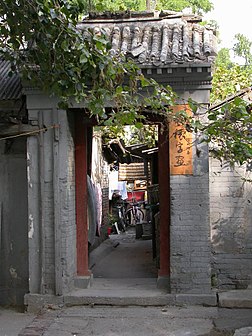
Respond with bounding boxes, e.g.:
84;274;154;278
91;231;157;279
0;307;35;336
18;305;252;336
2;230;252;335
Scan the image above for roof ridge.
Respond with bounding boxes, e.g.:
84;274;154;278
84;10;202;23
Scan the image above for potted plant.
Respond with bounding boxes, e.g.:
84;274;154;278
107;214;117;235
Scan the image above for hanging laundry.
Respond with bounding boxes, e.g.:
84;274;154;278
94;182;102;236
87;175;98;245
109;169;127;200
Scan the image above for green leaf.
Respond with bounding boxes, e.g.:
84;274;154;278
61;40;69;51
140;76;150;87
115;86;123;94
188;98;198;114
80;54;88;63
135;122;143;129
208;113;217;121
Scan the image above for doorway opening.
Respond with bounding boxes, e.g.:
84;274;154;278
74;113;170;290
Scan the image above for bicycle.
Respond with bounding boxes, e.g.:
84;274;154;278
112;203;127;232
111;193;128;232
125;200;145;227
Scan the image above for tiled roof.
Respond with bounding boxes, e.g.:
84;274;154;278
0;60;22;100
80;11;217;67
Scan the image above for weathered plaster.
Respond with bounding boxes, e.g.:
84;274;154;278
28;214;34;239
0;138;29;306
25;95;77;296
210;158;252;289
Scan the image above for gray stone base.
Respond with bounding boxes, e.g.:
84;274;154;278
64;294;175;307
157;276;170;291
234;327;252;336
176;293;217;306
74;274;93;289
24;292;218;312
218;289;252;308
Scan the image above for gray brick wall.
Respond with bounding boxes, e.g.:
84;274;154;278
43;180;55;294
0;138;29;306
37;109;55;295
102;187;109;228
170;142;212;293
59;112;76;294
27;108;77;295
210;158;252;289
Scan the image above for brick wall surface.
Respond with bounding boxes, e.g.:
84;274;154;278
170;142;211;293
170;174;211;293
43;180;55;294
27;109;77;295
210;158;252;289
102;187;109;227
41;110;55;295
0;139;29;306
59;112;76;294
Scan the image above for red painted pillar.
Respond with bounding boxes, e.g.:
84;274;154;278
75;114;90;276
158;125;170;288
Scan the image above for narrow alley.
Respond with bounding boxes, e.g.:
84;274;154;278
68;227;167;304
91;228;157;279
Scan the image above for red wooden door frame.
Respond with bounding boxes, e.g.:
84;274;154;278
158;125;171;289
74;115;171;287
75;114;90;276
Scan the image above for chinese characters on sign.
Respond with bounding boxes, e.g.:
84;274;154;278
169;105;193;175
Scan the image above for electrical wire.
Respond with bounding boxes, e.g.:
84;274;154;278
0;124;60;141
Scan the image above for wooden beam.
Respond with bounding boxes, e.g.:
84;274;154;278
158;125;170;279
75;114;90;276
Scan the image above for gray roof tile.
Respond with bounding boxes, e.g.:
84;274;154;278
0;12;216;103
0;60;22;100
80;12;217;66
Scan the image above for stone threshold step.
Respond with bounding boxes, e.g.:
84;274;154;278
24;293;217;313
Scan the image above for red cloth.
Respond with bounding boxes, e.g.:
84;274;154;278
127;191;144;202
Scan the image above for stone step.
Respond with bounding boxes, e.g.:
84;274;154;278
218;290;252;309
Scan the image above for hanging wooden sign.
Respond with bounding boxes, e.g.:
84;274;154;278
169;105;193;175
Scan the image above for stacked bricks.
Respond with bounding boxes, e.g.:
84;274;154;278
170;174;211;293
170;141;212;293
59;112;76;294
210;158;252;290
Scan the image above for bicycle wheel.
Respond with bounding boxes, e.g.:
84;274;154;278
135;208;144;223
118;209;126;232
125;208;134;226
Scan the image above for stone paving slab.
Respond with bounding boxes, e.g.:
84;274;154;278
42;306;216;336
0;308;35;336
18;305;252;336
18;310;60;336
219;290;252;309
234;327;252;336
